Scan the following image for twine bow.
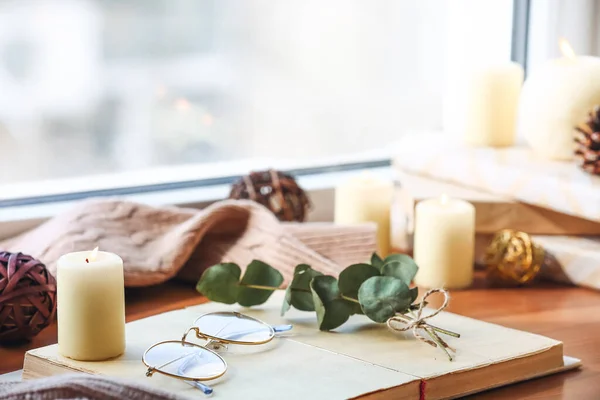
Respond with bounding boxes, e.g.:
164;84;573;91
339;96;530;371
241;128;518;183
386;288;457;360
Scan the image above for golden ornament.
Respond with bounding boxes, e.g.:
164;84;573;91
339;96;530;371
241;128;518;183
484;229;544;285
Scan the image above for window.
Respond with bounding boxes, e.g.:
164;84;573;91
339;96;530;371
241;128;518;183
0;0;515;202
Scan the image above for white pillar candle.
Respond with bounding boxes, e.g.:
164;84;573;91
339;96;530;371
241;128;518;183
445;62;524;147
57;248;126;361
334;174;393;257
413;195;475;289
520;39;600;160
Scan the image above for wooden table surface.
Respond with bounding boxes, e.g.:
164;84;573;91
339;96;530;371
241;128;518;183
1;275;599;399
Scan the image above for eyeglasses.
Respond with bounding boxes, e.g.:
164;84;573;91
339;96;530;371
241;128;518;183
143;311;292;395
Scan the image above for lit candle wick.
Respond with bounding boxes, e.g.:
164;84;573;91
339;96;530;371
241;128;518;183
559;37;576;60
86;247;99;264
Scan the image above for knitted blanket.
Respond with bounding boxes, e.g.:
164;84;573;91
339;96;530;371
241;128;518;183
0;199;376;287
0;375;184;400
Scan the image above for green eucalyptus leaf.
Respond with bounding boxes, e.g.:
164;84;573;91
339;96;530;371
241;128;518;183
319;299;353;330
347;301;364;315
407;287;419;312
281;289;292;316
310;275;351;331
237;260;283;307
358;276;413;323
196;263;241;304
409;286;419;304
370;253;384;270
381;254;419;285
281;264;323;315
409;298;428;311
338;263;380;299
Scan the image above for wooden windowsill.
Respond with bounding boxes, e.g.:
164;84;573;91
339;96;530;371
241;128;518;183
1;273;599;399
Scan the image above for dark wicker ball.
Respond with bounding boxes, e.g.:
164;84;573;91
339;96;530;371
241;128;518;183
229;169;310;222
0;252;57;344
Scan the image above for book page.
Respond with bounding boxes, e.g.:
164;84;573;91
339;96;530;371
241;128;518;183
27;306;418;400
186;292;562;379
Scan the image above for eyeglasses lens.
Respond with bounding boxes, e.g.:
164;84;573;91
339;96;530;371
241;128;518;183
144;341;226;380
194;312;273;344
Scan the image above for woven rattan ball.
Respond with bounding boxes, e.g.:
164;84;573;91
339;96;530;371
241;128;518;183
0;252;57;344
229;169;310;222
484;230;544;285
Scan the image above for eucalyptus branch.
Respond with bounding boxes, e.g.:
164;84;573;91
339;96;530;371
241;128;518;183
241;283;283;291
241;283;315;293
408;310;455;361
425;324;460;338
196;254;460;361
423;327;454;362
341;295;360;304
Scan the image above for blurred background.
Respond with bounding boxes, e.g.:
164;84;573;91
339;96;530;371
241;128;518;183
0;0;596;191
0;0;507;186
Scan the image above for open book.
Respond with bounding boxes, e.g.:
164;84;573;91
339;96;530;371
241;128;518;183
23;292;579;399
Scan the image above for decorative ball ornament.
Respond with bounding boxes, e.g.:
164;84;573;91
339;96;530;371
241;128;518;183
229;170;310;222
0;252;57;344
484;230;544;285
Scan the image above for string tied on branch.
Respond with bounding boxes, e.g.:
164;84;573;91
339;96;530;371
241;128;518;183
386;288;456;359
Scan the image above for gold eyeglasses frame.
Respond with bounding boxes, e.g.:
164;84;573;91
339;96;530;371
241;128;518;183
143;340;228;382
142;311;292;395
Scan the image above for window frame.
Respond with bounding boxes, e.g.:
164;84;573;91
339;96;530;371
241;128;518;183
511;0;531;74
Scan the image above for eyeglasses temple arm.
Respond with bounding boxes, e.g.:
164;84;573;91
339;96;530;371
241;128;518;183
184;323;294;345
273;324;293;333
179;353;215;395
185;379;214;395
211;324;293;342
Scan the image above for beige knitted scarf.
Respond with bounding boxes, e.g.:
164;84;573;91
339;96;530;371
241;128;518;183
0;375;185;400
0;198;377;286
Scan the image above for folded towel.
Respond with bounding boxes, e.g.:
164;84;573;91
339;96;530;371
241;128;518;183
0;199;377;287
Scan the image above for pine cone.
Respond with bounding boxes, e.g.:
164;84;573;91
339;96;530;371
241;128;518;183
229;170;310;222
574;105;600;175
